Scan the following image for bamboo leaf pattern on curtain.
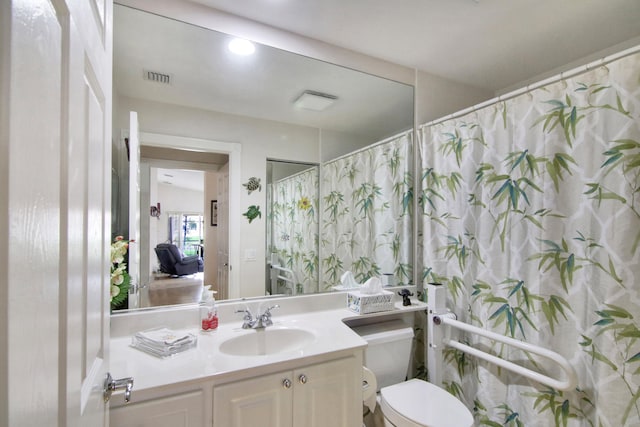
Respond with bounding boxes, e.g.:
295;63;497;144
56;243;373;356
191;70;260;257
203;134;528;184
321;132;413;289
418;51;640;426
267;167;319;294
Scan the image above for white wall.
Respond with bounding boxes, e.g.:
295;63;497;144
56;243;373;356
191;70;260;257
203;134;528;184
158;183;204;214
415;70;493;126
320;129;376;163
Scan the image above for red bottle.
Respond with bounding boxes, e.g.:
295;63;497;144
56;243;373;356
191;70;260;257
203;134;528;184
200;295;218;332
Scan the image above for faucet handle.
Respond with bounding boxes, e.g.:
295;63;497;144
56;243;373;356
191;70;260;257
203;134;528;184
260;305;280;327
263;304;280;316
235;308;252;317
235;308;253;321
235;308;255;328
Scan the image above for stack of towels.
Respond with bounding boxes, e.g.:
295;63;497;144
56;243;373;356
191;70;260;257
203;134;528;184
131;327;197;358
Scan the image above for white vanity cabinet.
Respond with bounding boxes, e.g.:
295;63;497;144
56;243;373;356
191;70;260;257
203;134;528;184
110;390;206;427
213;355;362;427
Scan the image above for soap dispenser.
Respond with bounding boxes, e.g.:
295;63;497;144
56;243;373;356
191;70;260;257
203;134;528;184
200;294;218;332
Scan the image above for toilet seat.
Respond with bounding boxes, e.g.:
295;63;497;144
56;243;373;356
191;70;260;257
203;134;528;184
379;379;473;427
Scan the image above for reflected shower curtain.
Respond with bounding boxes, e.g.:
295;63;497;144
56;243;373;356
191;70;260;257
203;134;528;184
321;132;413;290
418;51;639;426
268;167;319;294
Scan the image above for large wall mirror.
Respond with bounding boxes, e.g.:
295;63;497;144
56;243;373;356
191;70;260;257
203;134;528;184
112;3;414;312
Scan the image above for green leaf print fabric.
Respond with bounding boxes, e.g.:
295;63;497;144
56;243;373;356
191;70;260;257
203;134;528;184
267;166;319;294
418;52;640;426
321;132;413;290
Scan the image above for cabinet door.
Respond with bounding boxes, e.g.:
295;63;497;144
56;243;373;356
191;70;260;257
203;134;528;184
213;372;293;427
110;391;204;427
293;356;361;427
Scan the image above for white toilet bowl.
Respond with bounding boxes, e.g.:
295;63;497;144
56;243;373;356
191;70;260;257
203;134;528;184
353;320;474;427
379;379;473;427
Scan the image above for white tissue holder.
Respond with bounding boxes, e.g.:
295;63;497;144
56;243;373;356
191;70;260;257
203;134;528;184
347;289;394;314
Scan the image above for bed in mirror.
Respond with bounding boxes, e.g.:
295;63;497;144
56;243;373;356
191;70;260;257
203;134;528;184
111;3;414;312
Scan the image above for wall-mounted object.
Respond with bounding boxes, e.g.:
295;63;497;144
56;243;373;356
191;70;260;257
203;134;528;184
211;200;218;226
150;202;161;219
243;205;261;223
243;177;262;194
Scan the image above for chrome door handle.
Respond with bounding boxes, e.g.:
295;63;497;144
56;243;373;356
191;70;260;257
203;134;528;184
282;378;292;389
298;374;308;384
103;372;134;403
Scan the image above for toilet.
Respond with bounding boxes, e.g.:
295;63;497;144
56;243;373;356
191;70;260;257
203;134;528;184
353;320;474;427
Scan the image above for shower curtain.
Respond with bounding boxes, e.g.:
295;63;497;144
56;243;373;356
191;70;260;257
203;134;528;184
321;132;413;290
268;166;319;294
418;51;640;426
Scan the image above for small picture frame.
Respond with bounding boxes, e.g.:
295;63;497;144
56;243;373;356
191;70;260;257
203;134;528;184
211;200;218;226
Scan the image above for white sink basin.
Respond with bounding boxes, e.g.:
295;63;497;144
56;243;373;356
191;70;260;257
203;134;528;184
219;327;316;356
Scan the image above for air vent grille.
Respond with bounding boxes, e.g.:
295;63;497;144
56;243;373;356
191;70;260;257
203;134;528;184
143;69;171;84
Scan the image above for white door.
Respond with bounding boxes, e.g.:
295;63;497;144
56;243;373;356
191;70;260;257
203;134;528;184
217;165;230;300
1;0;113;426
128;111;141;308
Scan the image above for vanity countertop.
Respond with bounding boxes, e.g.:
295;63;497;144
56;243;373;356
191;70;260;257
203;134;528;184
110;298;427;395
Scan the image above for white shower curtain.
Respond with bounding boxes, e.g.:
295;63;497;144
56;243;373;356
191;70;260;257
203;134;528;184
321;132;413;290
418;51;640;426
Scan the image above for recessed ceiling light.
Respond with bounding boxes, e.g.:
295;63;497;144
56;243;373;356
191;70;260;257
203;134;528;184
228;38;255;56
293;90;338;111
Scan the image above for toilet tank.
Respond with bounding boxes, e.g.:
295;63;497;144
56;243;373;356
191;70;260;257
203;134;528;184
352;320;414;390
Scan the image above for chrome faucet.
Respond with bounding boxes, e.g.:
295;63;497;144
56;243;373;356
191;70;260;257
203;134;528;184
235;308;256;329
235;305;280;329
255;304;279;329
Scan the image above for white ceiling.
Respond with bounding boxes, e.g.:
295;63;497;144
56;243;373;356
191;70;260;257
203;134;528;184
156;168;204;192
193;0;640;92
114;5;414;143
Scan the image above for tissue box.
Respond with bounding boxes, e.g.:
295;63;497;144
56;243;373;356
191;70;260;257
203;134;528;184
347;290;394;314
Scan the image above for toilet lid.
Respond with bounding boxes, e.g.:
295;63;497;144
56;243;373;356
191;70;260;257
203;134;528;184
380;379;473;427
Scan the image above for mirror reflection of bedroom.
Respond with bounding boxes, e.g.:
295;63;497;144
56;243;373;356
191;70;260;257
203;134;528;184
141;146;228;307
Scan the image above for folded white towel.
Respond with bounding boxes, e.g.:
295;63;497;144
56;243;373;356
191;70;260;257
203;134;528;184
136;328;193;346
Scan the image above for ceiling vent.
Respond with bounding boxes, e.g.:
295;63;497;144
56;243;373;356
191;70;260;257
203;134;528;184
293;90;337;111
143;69;171;84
